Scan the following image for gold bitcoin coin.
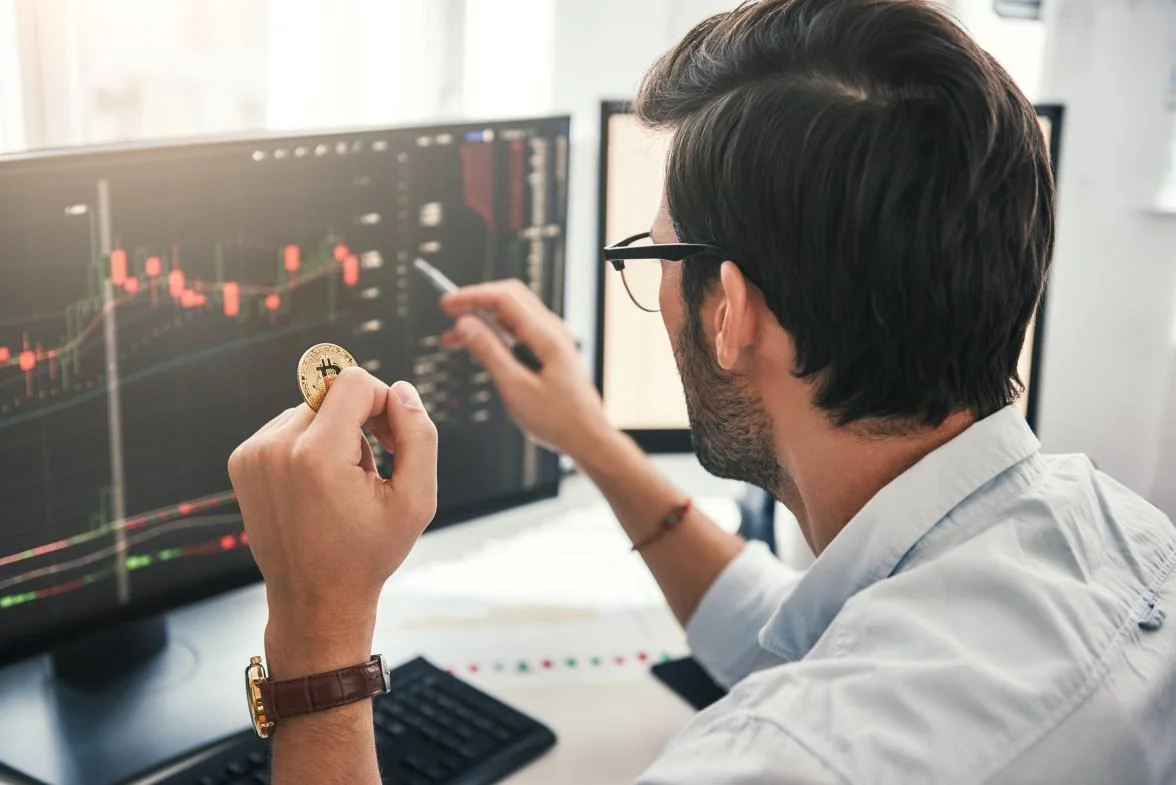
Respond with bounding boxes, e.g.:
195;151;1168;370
297;342;357;411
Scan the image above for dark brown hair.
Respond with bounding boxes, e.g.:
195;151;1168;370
636;0;1054;427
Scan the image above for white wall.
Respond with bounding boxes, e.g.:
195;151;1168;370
266;0;437;131
0;0;24;152
547;0;675;362
947;0;1047;99
1034;0;1176;512
464;0;555;119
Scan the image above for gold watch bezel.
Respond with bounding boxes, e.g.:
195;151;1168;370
245;655;274;738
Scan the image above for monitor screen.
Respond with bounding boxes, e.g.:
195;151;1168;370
0;116;570;664
596;102;1062;451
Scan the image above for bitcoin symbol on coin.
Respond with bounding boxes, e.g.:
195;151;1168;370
297;343;357;411
316;358;342;378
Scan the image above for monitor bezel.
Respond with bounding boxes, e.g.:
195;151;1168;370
594;100;1063;449
0;114;571;668
1024;103;1064;434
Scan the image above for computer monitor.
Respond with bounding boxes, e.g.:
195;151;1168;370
0;116;569;784
596;101;1063;451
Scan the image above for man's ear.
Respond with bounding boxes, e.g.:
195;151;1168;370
713;261;757;371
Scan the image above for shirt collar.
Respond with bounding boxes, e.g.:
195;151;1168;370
758;405;1041;662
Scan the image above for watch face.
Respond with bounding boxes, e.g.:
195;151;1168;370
245;656;272;738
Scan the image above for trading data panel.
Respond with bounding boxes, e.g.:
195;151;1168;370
0;117;570;660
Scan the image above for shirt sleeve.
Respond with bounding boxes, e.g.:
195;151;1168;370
685;542;804;688
634;712;840;785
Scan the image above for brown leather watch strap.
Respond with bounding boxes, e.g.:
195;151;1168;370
259;655;387;725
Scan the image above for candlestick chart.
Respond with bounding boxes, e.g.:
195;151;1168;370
0;119;569;659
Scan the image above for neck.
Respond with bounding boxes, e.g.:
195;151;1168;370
775;409;975;555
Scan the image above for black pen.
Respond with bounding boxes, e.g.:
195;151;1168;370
412;258;544;373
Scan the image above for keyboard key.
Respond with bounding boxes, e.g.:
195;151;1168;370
449;704;477;722
457;735;497;760
227;760;249;775
380;719;407;737
399;713;426;732
448;722;476;740
491;711;528;731
433;732;465;752
402;754;444;781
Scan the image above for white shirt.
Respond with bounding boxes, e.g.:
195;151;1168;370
637;406;1176;785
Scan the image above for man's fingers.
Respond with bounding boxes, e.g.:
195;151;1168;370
382;381;438;524
439;280;558;354
229;405;310;483
273;404;315;439
254;405;299;437
359;433;377;474
452;315;534;392
301;367;389;461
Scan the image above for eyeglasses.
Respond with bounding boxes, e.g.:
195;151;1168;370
602;232;732;313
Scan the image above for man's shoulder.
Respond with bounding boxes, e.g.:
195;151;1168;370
720;454;1176;785
912;450;1174;601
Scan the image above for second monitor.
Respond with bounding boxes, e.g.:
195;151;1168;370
596;101;1063;451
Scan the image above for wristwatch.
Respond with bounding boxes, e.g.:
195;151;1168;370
245;654;391;738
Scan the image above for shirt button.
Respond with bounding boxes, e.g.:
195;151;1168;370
1139;604;1166;631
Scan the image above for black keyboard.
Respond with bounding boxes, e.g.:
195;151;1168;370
154;657;556;785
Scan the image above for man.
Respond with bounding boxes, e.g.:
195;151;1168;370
228;0;1176;782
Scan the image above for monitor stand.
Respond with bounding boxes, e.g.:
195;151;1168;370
0;599;255;785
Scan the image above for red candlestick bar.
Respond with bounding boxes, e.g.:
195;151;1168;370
265;293;281;312
168;269;185;299
124;277;140;294
333;243;349;263
110;249;127;286
145;256;162;278
180;290;207;309
343;254;360;287
0;347;9;363
222;281;240;317
284;244;300;273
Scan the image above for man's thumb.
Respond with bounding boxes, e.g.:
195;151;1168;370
386;380;438;522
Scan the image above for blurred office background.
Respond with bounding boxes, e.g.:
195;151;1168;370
0;0;1174;517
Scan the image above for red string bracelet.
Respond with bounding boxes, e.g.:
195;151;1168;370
631;499;693;553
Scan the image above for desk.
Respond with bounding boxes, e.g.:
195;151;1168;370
0;455;744;785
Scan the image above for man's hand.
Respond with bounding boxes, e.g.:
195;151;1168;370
440;279;614;462
227;367;438;675
443;280;745;629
